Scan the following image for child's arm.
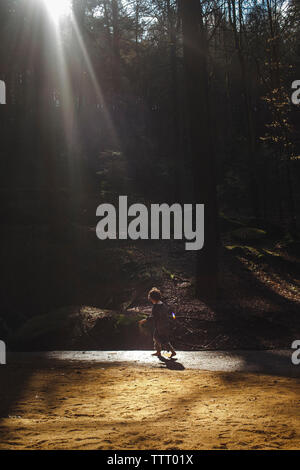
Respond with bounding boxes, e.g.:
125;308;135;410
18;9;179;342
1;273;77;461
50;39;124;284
139;309;155;326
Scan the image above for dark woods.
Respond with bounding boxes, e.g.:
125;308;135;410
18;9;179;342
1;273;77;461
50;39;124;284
0;0;299;337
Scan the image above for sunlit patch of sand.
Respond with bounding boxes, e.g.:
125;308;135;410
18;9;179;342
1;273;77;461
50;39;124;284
0;364;299;450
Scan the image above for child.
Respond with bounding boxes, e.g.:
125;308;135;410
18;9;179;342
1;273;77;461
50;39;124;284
139;287;176;358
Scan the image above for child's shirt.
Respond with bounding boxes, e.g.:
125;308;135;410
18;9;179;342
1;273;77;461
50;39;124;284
149;301;170;336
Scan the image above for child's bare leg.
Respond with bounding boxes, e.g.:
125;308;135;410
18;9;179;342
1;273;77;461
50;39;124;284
152;340;162;356
169;344;176;357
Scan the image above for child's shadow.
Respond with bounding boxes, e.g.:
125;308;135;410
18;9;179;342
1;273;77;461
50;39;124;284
158;356;185;371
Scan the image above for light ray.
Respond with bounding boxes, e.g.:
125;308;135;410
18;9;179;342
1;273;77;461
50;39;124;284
43;0;71;24
70;11;120;147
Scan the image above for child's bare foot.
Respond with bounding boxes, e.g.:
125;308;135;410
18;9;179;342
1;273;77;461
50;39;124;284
152;351;162;357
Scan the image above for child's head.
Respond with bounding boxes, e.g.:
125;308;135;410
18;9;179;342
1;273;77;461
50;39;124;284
148;287;162;304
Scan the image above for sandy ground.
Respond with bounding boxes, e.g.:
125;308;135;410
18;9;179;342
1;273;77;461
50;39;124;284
0;360;299;450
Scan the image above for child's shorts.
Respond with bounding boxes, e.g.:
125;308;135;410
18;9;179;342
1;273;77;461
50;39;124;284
153;330;173;351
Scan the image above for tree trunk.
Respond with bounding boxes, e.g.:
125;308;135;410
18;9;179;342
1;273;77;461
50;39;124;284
112;0;121;96
179;0;219;300
228;0;260;221
167;0;181;200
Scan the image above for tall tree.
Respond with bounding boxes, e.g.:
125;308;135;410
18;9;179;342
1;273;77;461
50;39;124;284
227;0;260;221
179;0;219;300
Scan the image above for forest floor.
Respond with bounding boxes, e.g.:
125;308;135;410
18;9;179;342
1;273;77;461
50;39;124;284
2;150;300;352
87;149;300;350
0;360;299;450
1;152;300;450
125;235;300;350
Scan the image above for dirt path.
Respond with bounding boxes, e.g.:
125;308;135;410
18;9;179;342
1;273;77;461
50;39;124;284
0;353;299;450
7;350;300;376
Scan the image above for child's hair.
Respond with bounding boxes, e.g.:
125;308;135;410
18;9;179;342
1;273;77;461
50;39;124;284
148;287;162;301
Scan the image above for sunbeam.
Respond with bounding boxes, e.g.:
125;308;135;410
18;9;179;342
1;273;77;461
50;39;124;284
43;0;71;24
70;10;120;147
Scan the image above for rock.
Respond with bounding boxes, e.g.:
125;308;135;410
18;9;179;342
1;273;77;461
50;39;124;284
10;306;149;351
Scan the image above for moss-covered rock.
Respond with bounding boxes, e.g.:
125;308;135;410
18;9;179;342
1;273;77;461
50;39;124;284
10;306;150;351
